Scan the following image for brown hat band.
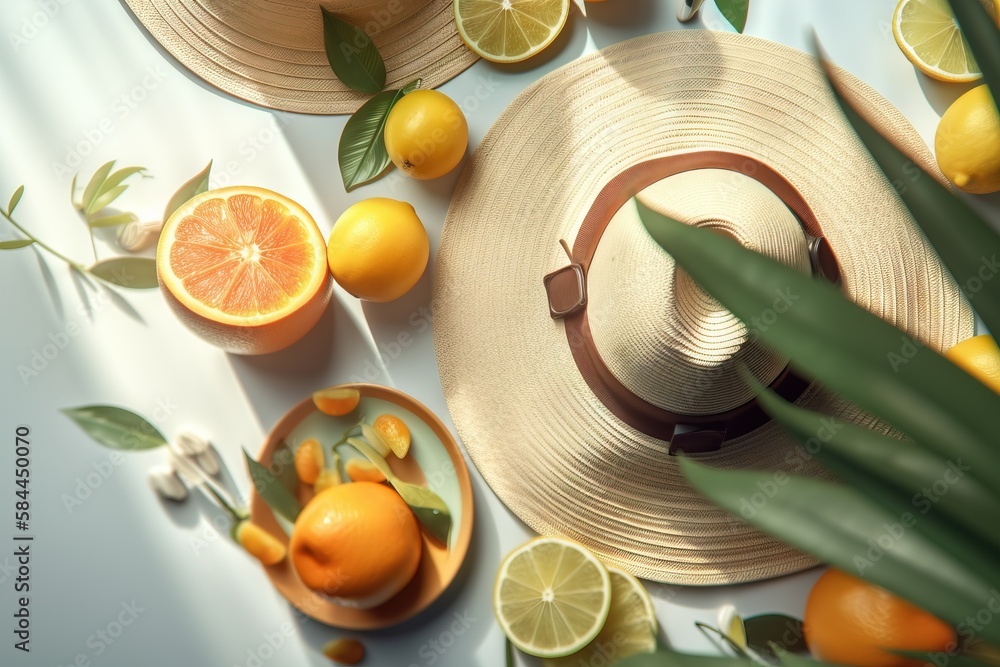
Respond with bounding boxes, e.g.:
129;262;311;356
543;151;841;454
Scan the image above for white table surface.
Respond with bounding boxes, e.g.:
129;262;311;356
1;0;996;665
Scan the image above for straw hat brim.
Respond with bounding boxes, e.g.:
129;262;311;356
433;30;974;585
123;0;479;114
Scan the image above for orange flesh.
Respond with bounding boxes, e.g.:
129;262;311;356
168;194;316;316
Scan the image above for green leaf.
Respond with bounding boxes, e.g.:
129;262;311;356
339;79;420;191
680;459;1000;647
81;160;116;213
88;257;158;289
164;160;212;222
85;184;128;216
896;650;993;667
96;166;145;200
347;437;452;543
8;185;24;216
70;172;78;208
87;212;138;228
243;449;301;524
750;380;1000;551
506;638;515;667
0;239;34;250
62;405;167;450
821;61;1000;337
714;0;749;32
635;203;1000;488
742;615;807;659
274;440;300;494
321;8;386;94
949;0;1000;107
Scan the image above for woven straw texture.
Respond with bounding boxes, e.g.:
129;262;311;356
433;30;974;585
123;0;479;114
590;170;812;415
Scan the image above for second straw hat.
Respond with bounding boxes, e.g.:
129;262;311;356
123;0;478;114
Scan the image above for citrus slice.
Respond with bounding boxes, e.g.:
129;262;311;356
373;414;411;458
543;566;658;667
312;387;361;416
893;0;1000;82
157;186;332;355
494;537;612;658
454;0;571;63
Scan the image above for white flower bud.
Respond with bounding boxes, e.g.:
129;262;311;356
116;219;162;252
194;448;220;477
148;465;188;501
175;430;211;456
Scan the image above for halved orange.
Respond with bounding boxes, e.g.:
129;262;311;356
157;187;332;355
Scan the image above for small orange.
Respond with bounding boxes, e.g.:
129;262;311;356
945;335;1000;393
235;520;287;566
345;458;387;484
804;569;956;667
373;414;411;458
313;387;361;416
157;187;333;355
294;438;324;485
289;482;421;608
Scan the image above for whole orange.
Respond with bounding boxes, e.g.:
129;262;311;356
289;482;421;609
804;569;956;667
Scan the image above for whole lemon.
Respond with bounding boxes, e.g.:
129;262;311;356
804;569;955;667
327;198;429;302
936;85;1000;194
945;334;1000;393
384;90;468;180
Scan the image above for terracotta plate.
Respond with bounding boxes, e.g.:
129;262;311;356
249;383;474;629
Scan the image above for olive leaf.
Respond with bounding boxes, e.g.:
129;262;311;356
89;257;158;289
81;160;116;213
339;79;420;191
321;8;386;93
88;212;139;229
347;436;452;543
714;0;749;32
8;185;24;216
164;160;212;222
0;239;34;250
243;449;301;524
62;405;167;450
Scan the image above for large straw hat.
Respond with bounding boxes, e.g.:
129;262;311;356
123;0;478;114
433;30;974;585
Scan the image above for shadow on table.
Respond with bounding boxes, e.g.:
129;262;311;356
917;75;978;116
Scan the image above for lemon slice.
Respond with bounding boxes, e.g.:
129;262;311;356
454;0;571;63
494;537;612;658
543;567;658;667
893;0;1000;82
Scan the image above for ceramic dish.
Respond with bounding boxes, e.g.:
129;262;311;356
249;383;474;629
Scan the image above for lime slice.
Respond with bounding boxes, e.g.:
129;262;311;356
893;0;1000;83
454;0;571;63
494;537;612;658
543;567;658;667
